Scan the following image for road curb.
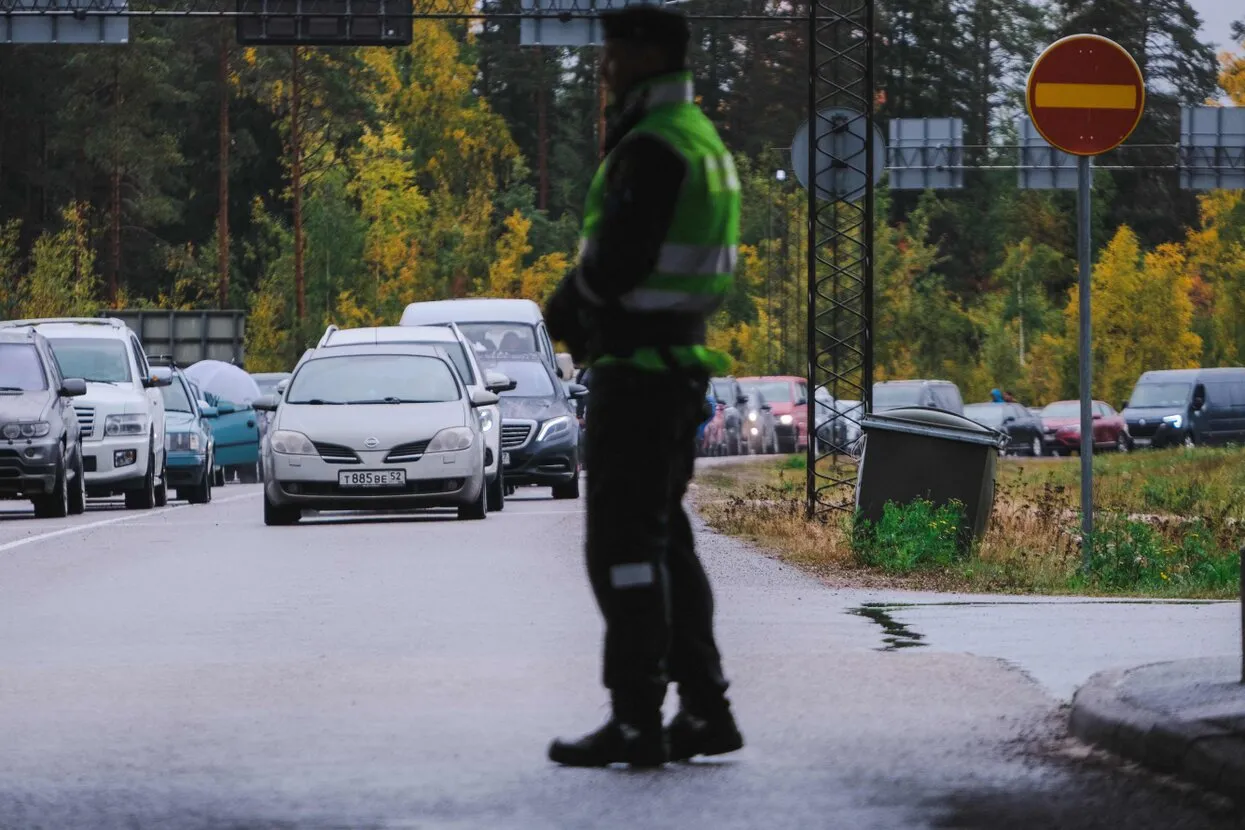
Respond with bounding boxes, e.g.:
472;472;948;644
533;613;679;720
1070;664;1245;805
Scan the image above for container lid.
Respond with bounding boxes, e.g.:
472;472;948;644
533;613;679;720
861;406;1007;448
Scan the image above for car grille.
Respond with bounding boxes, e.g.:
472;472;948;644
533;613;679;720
313;441;360;464
284;478;464;497
385;440;431;463
74;406;96;438
500;423;533;450
1129;421;1160;438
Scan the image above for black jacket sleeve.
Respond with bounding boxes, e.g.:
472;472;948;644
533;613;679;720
577;133;688;304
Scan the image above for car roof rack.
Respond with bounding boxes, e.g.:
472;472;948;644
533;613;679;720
0;316;127;330
317;324;339;348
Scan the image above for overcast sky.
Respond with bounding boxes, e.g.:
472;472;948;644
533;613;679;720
1190;0;1240;51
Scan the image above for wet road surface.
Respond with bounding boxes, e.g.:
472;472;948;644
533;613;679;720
0;482;1239;829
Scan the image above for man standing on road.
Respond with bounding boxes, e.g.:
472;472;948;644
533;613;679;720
543;5;744;768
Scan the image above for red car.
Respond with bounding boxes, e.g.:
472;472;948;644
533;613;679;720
737;376;810;453
1039;399;1132;454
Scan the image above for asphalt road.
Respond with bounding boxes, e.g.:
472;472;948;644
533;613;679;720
0;481;1239;830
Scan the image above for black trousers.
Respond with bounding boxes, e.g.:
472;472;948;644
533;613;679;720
584;364;729;720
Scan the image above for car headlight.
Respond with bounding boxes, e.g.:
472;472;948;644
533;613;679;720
270;429;316;455
537;415;571;442
167;431;202;452
426;426;474;453
478;408;495;433
747;411;758;422
104;413;148;437
1162;414;1183;429
780;414;794;425
2;421;50;440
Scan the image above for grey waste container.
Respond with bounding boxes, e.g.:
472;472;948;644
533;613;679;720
855;406;1007;550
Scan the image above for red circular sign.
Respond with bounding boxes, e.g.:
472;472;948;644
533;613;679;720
1025;34;1145;156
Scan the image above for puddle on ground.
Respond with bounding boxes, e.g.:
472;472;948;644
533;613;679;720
848;606;927;651
849;597;1225;652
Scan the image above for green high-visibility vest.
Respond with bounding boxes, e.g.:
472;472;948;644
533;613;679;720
578;71;740;374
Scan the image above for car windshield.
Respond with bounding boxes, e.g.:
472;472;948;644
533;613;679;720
1128;382;1191;408
1042;401;1080;418
46;338;131;383
747;381;793;403
160;376;195;413
286;355;460;404
457;323;538;357
487;360;554;397
0;343;48;391
964;404;1005;426
711;381;734;402
873;384;922;409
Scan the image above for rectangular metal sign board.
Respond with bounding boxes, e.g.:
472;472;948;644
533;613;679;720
236;0;413;46
520;0;659;47
3;0;129;44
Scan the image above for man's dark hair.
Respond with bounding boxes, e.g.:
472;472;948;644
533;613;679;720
601;6;690;70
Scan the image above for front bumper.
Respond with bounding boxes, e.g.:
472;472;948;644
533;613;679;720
265;446;484;510
502;435;578;486
81;435;151;491
0;441;60;498
166;450;209;488
775;422;805;448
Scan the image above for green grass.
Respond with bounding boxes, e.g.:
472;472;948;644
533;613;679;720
694;449;1243;598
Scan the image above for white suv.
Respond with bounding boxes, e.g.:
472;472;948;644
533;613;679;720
1;318;171;509
307;325;515;511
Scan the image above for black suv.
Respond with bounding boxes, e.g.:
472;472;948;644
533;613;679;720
0;328;89;517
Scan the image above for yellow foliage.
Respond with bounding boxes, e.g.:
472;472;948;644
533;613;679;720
1220;43;1245;105
1059;227;1201;407
483;210;569;304
15;203;100;319
244;287;291;373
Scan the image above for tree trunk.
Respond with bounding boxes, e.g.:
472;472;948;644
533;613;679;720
536;49;549;212
109;56;121;306
291;45;305;321
218;30;231;310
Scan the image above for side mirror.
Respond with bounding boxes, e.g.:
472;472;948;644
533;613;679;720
60;378;88;397
1192;397;1205;411
568;383;589;399
276;379;290;395
736;395;748;406
142;374;171;389
1091;413;1103;420
1003;415;1016;425
216;401;237;415
471;388;500;408
200;404;219;418
485;371;517;394
761;403;772;411
251;395;279;412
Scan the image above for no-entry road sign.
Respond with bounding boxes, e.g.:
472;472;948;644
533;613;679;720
1025;34;1145;157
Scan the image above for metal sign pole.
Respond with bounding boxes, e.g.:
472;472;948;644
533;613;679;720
1077;154;1094;567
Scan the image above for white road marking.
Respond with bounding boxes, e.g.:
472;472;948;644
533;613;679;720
0;491;256;554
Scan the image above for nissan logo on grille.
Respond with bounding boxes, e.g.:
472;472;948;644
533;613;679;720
364;437;379;449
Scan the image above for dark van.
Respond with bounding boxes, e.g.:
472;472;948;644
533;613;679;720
873;379;965;416
1122;367;1245;448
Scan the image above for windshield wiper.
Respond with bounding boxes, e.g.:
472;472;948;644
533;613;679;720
347;397;439;404
298;398;342;405
0;386;27;392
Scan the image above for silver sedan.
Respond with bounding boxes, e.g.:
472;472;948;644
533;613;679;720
253;343;497;525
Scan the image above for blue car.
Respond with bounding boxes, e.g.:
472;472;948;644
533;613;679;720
200;390;261;483
153;365;215;504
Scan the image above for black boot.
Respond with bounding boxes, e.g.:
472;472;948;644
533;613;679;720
548;718;668;768
666;707;744;762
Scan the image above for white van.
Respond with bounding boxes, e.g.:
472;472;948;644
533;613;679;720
1;318;170;508
398;298;562;376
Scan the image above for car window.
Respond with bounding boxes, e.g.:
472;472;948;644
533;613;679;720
456;322;538;357
0;343;49;391
46;337;132;383
964;404;1004;427
160;376;196;413
131;338;150;379
1205;382;1235;408
287;355;461;404
748;380;794;403
1127;382;1190;408
1041;401;1079;418
873;384;923;409
486;360;555;397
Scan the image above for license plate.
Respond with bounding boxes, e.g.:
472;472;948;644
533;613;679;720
502;452;511;466
337;469;405;488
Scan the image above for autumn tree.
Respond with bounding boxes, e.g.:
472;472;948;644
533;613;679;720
15;204;101;319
